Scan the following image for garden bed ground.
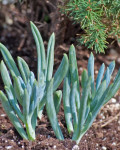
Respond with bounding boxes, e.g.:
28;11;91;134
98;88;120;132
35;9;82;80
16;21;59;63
0;1;120;149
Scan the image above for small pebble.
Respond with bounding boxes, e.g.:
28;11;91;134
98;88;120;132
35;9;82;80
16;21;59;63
5;146;13;149
21;145;24;149
95;70;98;74
102;116;105;119
1;114;6;117
18;142;20;144
79;67;83;71
115;103;120;109
112;142;116;146
102;146;107;150
72;145;79;150
96;143;98;146
111;98;116;103
53;145;56;149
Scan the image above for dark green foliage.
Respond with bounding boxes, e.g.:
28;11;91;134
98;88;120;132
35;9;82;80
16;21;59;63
61;0;120;53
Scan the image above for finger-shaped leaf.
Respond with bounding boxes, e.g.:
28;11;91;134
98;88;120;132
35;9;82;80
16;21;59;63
108;61;115;76
31;108;37;131
103;61;115;85
0;91;28;140
13;76;24;105
53;54;69;91
103;67;110;87
70;81;78;131
46;33;55;81
5;86;24;123
0;60;12;87
18;76;26;89
29;71;35;87
63;74;73;134
87;53;94;94
69;45;80;111
96;63;105;90
46;78;64;140
104;70;120;104
29;81;38;116
54;90;62;114
17;57;30;84
90;80;107;111
72;77;91;141
75;81;107;144
81;82;108;136
30;22;46;81
0;43;20;77
23;89;30;119
69;45;80;93
81;69;88;89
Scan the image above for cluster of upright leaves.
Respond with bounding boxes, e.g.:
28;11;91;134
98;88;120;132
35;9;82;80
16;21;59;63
1;21;120;144
63;45;120;144
0;22;68;140
61;0;120;53
0;43;39;140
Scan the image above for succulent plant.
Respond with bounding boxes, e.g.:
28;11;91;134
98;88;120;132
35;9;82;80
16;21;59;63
0;56;39;140
63;45;120;144
0;22;68;140
0;22;120;143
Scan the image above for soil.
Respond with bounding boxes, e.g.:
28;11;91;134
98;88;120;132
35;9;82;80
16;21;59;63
0;1;120;150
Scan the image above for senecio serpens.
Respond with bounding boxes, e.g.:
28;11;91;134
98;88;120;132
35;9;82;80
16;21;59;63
0;22;120;144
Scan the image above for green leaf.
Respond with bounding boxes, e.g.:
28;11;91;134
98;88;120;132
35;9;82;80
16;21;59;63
23;89;30;119
90;80;107;112
17;57;30;84
81;69;88;89
53;54;69;91
54;90;62;114
46;33;55;81
63;73;73;134
69;45;80;111
5;86;25;123
0;43;20;77
0;91;28;140
0;60;12;88
46;78;64;140
13;76;24;106
104;70;120;104
70;81;78;131
30;22;46;82
96;63;105;90
87;53;94;94
72;77;91;141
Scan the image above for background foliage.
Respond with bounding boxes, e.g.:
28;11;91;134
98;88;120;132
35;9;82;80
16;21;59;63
61;0;120;53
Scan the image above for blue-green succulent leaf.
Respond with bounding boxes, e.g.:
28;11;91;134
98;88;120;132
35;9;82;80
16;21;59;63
53;54;69;91
46;78;64;140
0;91;28;140
17;57;31;84
96;63;105;90
0;43;20;77
30;21;46;82
63;73;73;134
46;33;55;81
54;90;62;114
87;53;94;93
